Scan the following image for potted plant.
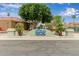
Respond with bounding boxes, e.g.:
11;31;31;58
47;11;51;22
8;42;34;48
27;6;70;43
15;23;24;36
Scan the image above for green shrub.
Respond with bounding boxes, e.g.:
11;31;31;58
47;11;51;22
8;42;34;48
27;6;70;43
45;23;54;31
15;23;24;36
54;16;64;36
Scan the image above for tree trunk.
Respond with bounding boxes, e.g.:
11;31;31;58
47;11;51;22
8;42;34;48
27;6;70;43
18;31;23;36
58;32;62;36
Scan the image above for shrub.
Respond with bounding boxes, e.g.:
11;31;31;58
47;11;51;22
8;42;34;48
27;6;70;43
45;23;54;31
15;23;24;36
54;16;64;36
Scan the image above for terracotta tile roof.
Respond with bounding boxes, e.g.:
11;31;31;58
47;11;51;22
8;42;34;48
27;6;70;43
64;22;79;27
0;17;21;22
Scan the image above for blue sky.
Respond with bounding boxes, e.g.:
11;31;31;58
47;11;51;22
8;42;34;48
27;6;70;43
0;3;79;23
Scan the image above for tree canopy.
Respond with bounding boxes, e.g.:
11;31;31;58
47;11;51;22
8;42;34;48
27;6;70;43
54;16;64;36
19;3;52;23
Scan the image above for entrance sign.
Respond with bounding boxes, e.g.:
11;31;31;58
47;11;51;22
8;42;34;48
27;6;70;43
35;29;46;36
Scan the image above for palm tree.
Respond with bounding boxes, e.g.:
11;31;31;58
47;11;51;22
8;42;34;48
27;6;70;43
72;15;76;32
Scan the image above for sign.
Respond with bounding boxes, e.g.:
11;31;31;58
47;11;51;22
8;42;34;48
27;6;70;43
35;29;46;36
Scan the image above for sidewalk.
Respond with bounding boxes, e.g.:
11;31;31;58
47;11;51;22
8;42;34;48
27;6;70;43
0;31;79;40
0;35;79;40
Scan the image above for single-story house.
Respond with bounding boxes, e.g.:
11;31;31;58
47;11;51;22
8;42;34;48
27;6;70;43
64;22;79;32
64;22;79;28
0;17;37;31
0;17;22;31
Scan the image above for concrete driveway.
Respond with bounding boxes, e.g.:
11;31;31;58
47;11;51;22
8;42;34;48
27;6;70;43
0;40;79;56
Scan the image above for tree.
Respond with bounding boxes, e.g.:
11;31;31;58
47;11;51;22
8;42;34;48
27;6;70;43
54;16;64;36
19;3;52;23
72;15;76;32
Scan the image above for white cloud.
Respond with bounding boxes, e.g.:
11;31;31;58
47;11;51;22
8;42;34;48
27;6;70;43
9;4;22;8
57;3;64;4
0;12;20;18
0;12;8;17
76;13;79;15
0;3;22;9
57;3;71;6
0;4;23;18
76;15;79;18
60;8;79;17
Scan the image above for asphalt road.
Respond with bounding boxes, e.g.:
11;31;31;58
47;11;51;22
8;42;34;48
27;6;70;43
0;40;79;56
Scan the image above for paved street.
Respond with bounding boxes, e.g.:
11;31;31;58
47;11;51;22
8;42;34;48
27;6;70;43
0;32;79;55
0;40;79;56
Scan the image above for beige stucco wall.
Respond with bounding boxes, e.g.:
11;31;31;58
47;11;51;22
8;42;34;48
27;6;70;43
0;17;19;30
0;20;12;29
